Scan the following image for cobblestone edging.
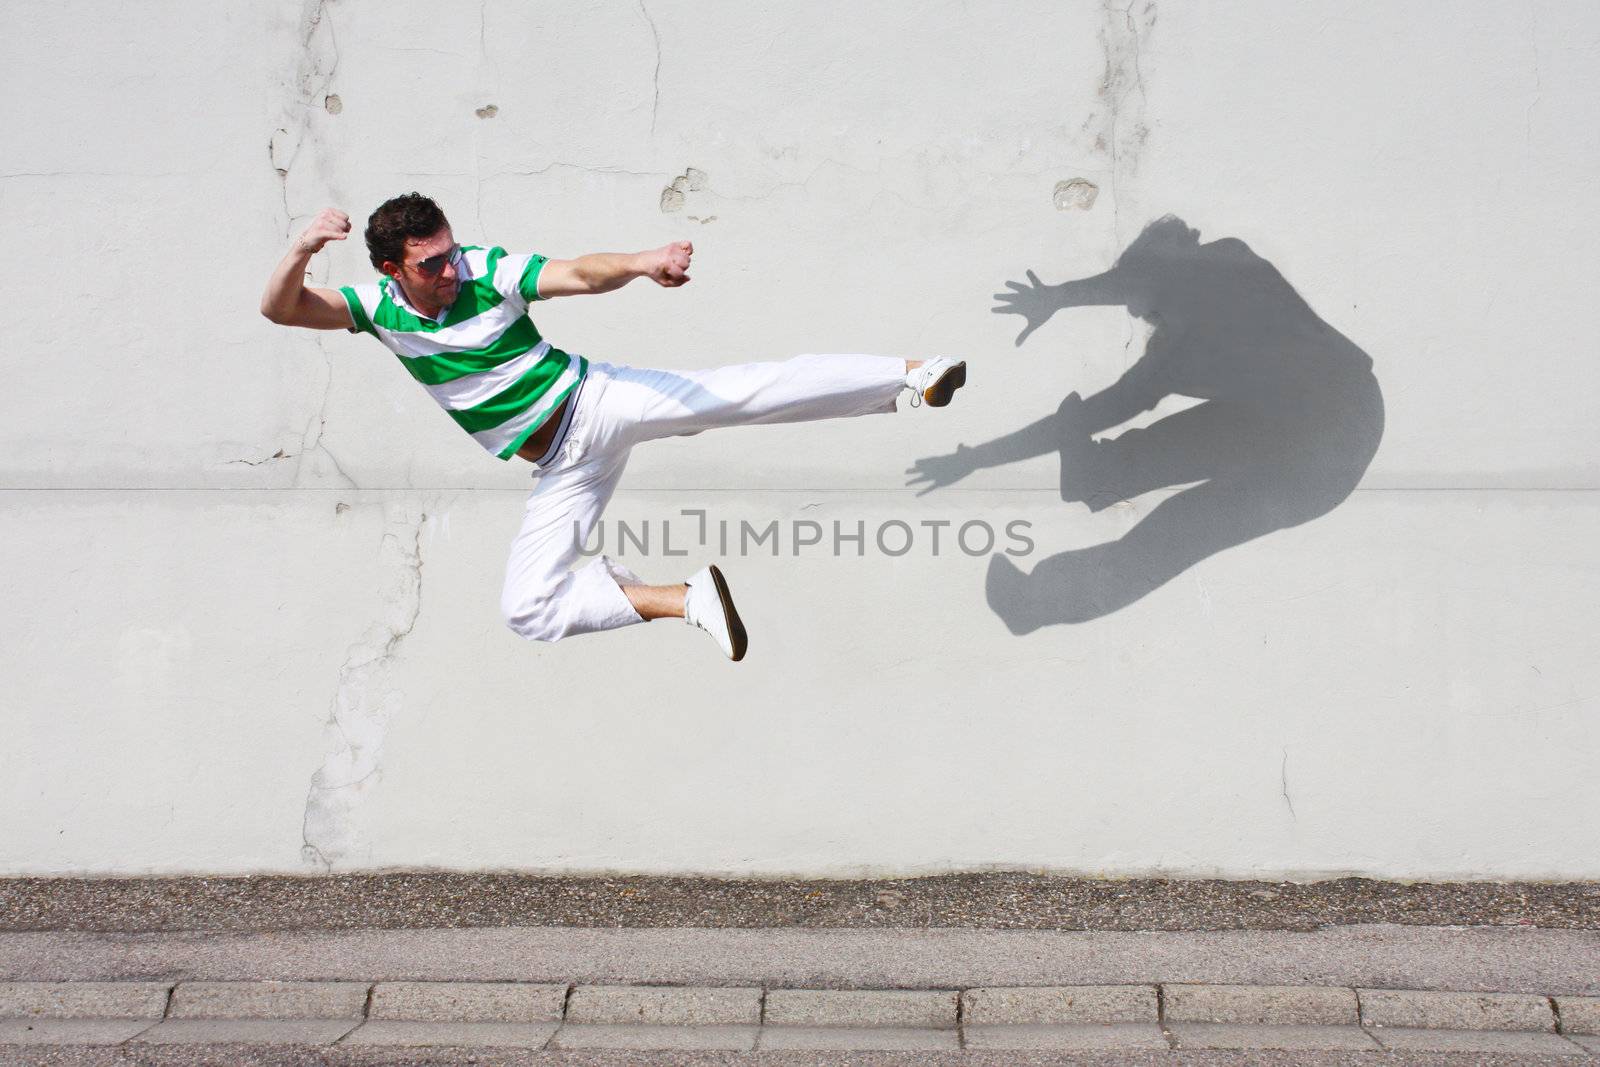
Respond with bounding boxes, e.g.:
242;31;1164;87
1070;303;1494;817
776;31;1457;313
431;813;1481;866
3;981;1600;1055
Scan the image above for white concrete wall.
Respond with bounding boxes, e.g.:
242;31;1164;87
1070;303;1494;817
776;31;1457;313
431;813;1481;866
2;0;1597;878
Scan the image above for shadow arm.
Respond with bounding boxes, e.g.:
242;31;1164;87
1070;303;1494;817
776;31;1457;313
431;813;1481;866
958;410;1064;468
1077;335;1174;431
905;410;1062;495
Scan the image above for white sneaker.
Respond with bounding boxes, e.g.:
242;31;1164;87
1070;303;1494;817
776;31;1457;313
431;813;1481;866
684;564;748;661
905;357;967;407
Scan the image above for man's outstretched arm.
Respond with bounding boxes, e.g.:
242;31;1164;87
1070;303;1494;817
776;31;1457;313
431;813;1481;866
535;240;693;298
260;208;357;330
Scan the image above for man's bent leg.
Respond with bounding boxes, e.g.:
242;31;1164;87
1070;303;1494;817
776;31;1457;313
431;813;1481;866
623;582;687;621
500;450;648;643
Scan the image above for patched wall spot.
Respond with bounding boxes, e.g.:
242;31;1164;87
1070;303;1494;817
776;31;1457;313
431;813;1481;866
269;128;292;175
324;94;343;115
1054;178;1100;211
660;168;708;213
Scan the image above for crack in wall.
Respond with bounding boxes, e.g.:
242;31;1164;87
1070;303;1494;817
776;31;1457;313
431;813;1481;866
1093;0;1155;370
226;449;290;467
1526;3;1542;145
1097;0;1153;243
271;0;342;218
271;0;357;490
473;0;493;235
479;0;489;65
1280;748;1297;821
2;170;214;180
302;506;427;870
635;0;662;134
483;154;910;217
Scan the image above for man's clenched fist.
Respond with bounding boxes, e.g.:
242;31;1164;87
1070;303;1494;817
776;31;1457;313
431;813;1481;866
643;240;693;287
296;208;352;256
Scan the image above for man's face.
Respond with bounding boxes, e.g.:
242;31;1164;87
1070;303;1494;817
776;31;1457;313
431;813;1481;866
386;226;460;310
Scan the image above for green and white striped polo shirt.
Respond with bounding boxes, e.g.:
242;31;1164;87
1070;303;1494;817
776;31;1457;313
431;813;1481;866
339;245;586;460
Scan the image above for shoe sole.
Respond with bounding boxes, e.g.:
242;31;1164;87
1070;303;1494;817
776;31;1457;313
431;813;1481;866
707;564;748;662
922;361;967;407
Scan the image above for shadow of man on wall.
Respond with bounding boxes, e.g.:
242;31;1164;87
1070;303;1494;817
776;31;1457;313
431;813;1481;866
907;216;1385;633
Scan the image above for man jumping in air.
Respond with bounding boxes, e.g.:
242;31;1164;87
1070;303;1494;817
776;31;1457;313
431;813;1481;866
261;194;966;661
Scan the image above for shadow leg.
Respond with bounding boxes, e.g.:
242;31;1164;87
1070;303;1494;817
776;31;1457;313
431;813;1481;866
1061;399;1262;509
987;473;1294;633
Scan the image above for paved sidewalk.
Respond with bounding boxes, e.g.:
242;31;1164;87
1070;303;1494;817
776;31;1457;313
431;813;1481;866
5;877;1598;1062
4;927;1600;1063
5;926;1600;992
3;974;1600;1063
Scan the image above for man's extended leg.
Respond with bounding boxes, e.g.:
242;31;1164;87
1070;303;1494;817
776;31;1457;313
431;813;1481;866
592;354;960;447
572;351;928;617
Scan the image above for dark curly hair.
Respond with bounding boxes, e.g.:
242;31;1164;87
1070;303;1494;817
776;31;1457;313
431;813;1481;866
364;193;450;272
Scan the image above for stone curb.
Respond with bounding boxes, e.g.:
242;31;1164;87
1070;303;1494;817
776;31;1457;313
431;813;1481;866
342;1019;561;1048
962;985;1155;1025
0;982;170;1020
1164;983;1359;1025
763;989;958;1028
1357;988;1555;1032
6;980;1600;1054
1367;1026;1588;1055
168;980;369;1020
0;1018;159;1046
548;1023;759;1051
565;985;761;1026
757;1025;961;1050
1557;995;1600;1035
130;1018;364;1045
963;1022;1169;1051
369;981;567;1023
1168;1022;1381;1051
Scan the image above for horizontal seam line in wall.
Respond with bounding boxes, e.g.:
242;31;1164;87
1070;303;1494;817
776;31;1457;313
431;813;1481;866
2;487;1600;494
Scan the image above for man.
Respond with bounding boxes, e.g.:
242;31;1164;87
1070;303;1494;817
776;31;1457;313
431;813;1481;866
261;193;966;661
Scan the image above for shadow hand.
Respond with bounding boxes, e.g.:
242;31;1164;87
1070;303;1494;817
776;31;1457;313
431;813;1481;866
992;269;1060;347
905;444;979;497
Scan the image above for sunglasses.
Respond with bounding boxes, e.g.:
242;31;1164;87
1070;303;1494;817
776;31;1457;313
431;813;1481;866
411;245;461;278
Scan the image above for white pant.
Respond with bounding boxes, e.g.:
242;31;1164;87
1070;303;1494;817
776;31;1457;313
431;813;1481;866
501;354;907;642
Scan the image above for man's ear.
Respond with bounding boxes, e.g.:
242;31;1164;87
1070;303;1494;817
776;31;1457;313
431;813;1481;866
380;261;400;279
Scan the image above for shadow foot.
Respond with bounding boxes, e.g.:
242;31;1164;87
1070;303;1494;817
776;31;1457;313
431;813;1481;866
986;554;1042;636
